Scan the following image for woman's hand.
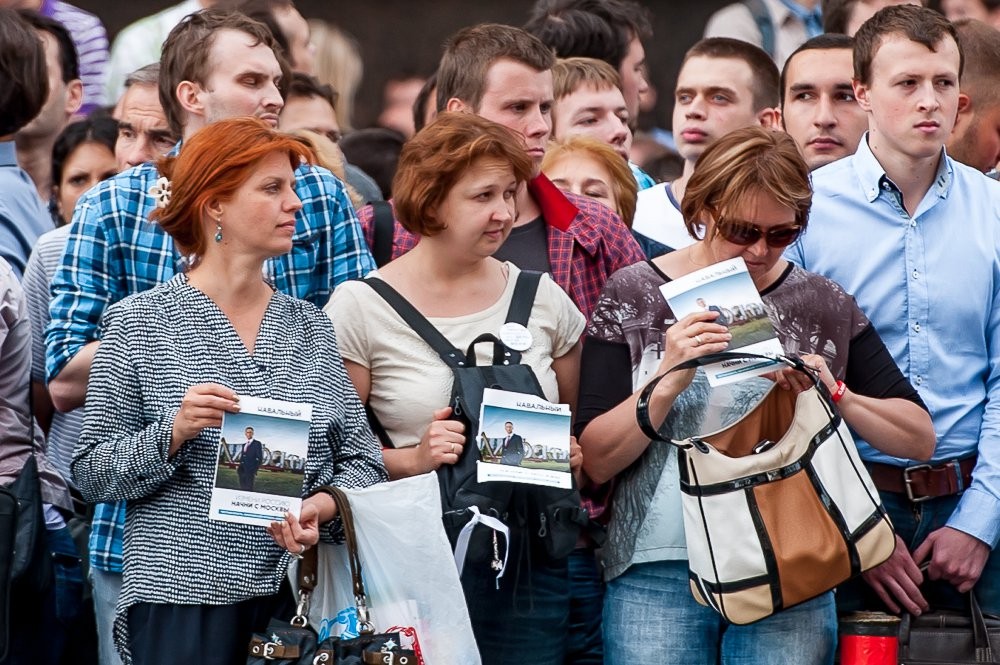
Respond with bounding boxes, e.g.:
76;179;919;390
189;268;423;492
769;353;836;395
416;406;467;472
655;311;732;393
267;500;324;557
169;383;240;455
569;435;583;486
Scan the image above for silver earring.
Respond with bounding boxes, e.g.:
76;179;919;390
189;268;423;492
214;216;223;243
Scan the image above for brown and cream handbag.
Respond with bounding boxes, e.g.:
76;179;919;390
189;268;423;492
636;352;896;625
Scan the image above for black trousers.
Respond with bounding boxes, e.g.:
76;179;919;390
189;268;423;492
127;580;294;665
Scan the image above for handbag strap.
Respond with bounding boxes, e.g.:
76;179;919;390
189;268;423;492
899;590;997;660
635;353;820;445
310;485;375;634
364;269;543;368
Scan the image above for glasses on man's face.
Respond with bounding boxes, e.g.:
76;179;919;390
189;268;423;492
716;219;803;248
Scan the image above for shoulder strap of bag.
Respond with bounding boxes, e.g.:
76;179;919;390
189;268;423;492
364;277;466;369
505;270;542;326
742;0;775;58
370;201;395;268
635;353;818;444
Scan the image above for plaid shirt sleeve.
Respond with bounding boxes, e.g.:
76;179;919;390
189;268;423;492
291;166;374;307
88;500;125;573
45;172;166;381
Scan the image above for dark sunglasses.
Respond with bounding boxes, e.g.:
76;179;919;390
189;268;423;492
716;220;803;248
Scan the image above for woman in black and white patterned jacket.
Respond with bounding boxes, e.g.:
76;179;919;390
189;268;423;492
72;118;387;665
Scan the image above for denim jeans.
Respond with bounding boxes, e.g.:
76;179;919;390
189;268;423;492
462;547;571;665
604;560;836;665
91;567;124;665
7;525;86;664
837;491;1000;614
566;548;604;664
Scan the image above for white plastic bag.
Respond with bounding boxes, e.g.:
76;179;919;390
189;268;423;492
301;472;481;665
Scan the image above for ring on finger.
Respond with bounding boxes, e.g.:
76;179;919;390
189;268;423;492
694;334;704;346
450;443;455;454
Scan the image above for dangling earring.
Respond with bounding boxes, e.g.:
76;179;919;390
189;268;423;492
214;215;223;243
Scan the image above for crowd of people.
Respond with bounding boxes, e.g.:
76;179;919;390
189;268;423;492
2;0;1000;664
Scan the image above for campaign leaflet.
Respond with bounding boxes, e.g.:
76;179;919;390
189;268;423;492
209;395;313;526
659;257;784;386
476;388;572;489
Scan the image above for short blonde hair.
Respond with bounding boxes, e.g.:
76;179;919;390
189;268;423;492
542;136;637;226
309;19;362;131
552;57;622;101
681;126;810;241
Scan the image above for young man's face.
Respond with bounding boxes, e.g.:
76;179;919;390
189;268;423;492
619;34;649;119
672;55;767;164
552;83;630;159
782;48;868;170
279;93;341;143
855;33;961;164
195;28;284;128
472;58;554;168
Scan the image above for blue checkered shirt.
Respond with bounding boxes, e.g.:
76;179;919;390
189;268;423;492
51;151;374;572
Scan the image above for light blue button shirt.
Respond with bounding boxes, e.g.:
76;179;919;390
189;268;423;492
786;135;1000;547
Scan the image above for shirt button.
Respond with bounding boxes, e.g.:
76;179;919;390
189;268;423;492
913;322;921;332
910;219;917;227
912;270;919;279
915;376;923;386
883;182;891;190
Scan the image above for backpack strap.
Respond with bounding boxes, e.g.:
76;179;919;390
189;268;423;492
364;277;466;369
742;0;775;58
495;270;543;365
370;201;395;268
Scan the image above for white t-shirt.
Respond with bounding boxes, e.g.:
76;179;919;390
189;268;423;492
326;263;585;448
632;182;695;250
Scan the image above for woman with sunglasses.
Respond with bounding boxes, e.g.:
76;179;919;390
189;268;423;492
576;127;934;665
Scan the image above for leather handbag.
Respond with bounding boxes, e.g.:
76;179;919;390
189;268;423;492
636;352;896;625
248;487;417;664
899;592;1000;664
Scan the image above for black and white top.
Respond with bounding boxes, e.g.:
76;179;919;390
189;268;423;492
72;274;387;656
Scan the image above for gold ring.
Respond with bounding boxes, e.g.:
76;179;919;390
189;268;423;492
694;334;703;346
451;443;456;454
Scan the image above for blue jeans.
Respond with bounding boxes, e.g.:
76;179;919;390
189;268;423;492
462;548;571;665
604;561;836;665
837;491;1000;614
91;567;124;665
7;526;86;664
566;548;603;664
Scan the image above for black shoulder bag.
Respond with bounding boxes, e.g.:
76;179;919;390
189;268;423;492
364;271;587;574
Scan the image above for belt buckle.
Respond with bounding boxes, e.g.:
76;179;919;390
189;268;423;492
904;464;933;503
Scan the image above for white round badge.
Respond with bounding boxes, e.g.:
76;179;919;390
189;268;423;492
499;322;533;351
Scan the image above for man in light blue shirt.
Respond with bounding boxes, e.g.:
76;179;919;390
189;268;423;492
788;5;1000;616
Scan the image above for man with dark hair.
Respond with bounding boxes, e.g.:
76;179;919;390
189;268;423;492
789;4;1000;617
0;8;52;278
47;12;373;662
524;0;652;119
632;37;780;250
949;18;1000;173
279;72;382;203
411;72;438;134
780;34;868;170
823;0;924;35
14;10;83;202
499;421;525;466
237;426;264;490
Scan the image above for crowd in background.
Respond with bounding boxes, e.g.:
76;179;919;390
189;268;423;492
3;0;1000;664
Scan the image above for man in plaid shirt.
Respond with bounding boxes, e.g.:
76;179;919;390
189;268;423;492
358;24;644;320
46;11;373;665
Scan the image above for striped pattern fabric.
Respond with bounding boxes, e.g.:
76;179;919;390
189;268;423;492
41;0;111;111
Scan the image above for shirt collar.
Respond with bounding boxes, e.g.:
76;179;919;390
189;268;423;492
0;141;17;168
852;132;952;203
776;0;822;34
527;172;577;232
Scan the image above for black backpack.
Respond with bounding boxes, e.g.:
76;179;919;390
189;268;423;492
364;271;588;573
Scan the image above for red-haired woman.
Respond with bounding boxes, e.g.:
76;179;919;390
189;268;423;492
72;117;387;665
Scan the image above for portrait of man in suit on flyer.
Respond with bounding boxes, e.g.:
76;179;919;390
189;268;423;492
238;426;264;491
